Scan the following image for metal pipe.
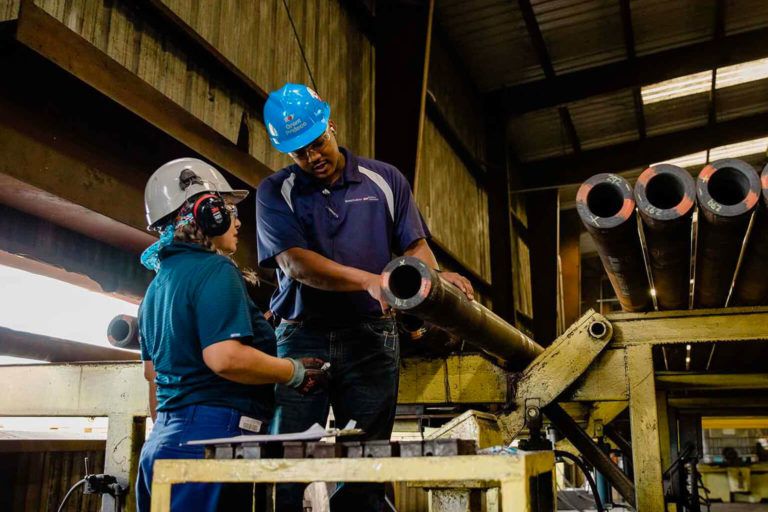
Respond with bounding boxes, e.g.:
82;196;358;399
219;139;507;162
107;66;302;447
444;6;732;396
380;257;635;505
545;403;636;507
731;164;768;306
0;326;138;362
576;173;651;312
694;159;760;308
634;164;696;310
107;314;140;350
380;256;544;368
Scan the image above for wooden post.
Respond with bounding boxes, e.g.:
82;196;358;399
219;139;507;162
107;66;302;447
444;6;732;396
627;344;665;510
560;209;582;327
526;190;559;344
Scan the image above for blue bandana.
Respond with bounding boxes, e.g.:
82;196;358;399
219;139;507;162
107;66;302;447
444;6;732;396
140;213;194;271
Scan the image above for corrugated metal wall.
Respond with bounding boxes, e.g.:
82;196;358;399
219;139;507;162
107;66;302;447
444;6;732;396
33;0;374;174
416;118;491;282
0;447;105;512
0;0;18;21
416;34;491;282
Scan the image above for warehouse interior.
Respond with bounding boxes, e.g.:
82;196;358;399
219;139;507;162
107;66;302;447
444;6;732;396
1;0;768;510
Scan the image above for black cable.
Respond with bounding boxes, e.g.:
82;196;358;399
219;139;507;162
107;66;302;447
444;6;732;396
554;450;605;512
282;0;318;92
57;479;86;512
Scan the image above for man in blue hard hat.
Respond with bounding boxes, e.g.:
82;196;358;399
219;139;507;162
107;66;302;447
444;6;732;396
256;83;474;511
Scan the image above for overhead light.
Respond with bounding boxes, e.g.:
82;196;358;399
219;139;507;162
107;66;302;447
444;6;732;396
641;57;768;105
651;152;708;169
0;264;138;354
651;136;768;170
650;288;657;297
686;344;692;351
709;136;768;160
642;70;712;104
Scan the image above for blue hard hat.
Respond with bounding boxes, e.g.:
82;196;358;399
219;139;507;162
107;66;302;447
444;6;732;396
264;83;331;154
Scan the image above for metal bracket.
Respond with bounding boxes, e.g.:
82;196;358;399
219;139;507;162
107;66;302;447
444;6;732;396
497;309;613;442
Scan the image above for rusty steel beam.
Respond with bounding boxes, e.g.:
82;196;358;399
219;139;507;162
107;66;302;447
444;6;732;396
732;164;768;305
0;326;138;362
380;256;544;368
694;159;760;308
634;165;696;310
576;174;651;312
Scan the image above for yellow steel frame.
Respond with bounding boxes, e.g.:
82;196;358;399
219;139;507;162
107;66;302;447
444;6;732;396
150;452;555;512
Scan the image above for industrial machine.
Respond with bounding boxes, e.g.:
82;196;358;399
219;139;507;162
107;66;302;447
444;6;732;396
6;159;768;511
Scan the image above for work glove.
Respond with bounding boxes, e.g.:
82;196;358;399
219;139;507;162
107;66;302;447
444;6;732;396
286;357;329;395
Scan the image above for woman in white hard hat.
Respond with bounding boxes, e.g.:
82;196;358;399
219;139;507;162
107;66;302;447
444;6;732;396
135;158;328;512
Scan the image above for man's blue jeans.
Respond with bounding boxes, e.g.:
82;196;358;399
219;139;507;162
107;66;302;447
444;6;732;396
136;404;263;512
273;317;400;512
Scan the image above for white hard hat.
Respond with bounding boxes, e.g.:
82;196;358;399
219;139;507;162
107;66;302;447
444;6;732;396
144;158;249;229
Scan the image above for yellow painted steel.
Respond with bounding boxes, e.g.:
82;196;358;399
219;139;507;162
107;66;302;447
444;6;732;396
150;453;555;512
608;306;768;346
498;310;611;441
428;410;504;448
398;354;507;404
627;344;665;511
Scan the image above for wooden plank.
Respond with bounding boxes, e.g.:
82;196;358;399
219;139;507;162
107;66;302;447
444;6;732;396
627;344;665;511
15;2;272;187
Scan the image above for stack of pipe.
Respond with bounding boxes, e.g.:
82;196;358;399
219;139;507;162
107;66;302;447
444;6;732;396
575;173;651;312
731;164;768;306
577;159;764;312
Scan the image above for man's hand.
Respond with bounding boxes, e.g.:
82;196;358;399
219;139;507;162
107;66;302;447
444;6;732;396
364;274;390;314
288;357;330;395
440;272;475;301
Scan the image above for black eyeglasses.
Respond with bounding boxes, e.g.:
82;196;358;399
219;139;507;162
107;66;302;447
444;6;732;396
288;130;331;160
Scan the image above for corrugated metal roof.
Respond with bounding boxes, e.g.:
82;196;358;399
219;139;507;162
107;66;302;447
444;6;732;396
644;92;709;137
725;0;768;34
507;108;572;161
568;89;638;150
533;0;626;74
717;78;768;121
632;0;715;57
436;0;544;90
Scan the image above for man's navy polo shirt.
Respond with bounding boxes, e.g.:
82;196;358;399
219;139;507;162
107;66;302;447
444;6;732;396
256;147;429;322
139;243;276;419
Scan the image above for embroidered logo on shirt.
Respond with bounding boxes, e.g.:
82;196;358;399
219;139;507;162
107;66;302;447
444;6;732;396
345;195;379;203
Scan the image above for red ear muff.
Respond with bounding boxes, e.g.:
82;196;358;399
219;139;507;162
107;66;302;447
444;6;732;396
191;193;231;237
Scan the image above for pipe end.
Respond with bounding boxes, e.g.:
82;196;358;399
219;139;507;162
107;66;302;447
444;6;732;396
381;256;434;310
